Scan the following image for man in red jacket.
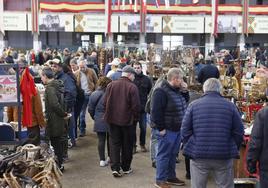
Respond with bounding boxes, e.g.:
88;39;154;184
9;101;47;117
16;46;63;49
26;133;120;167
104;66;140;178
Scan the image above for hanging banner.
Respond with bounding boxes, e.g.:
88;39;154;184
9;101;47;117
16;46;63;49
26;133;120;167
120;15;162;33
163;16;204;33
75;14;105;32
247;16;268;34
111;15;119;33
28;13;74;32
205;15;242;33
3;12;27;31
75;14;118;33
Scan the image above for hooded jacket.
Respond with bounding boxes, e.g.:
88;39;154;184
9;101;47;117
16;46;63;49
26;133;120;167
44;79;66;138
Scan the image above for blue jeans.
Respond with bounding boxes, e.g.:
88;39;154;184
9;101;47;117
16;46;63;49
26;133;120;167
150;128;158;162
156;130;181;183
134;112;147;146
79;94;90;134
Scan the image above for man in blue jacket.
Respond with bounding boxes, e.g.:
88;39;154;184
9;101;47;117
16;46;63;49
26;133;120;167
51;59;77;149
151;68;189;188
181;78;244;188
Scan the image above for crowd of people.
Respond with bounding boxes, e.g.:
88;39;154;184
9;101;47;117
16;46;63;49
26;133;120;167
0;46;268;188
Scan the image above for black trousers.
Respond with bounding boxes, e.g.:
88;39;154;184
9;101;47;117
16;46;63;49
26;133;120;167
260;170;268;188
109;124;135;172
27;126;40;146
97;132;110;161
50;136;63;167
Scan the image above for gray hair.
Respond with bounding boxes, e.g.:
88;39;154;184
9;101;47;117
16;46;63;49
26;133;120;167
203;78;222;93
167;68;182;81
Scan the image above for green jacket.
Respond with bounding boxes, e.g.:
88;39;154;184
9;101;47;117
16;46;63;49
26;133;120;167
44;79;66;138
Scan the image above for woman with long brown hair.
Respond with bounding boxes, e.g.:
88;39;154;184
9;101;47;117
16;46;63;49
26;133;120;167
88;77;112;167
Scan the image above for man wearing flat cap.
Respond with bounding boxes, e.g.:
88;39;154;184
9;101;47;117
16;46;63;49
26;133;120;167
51;59;77;150
104;66;140;177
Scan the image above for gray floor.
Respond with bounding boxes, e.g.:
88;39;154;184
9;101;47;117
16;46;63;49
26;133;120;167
62;118;216;188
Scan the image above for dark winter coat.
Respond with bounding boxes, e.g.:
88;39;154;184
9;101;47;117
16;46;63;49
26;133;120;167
55;70;77;110
134;73;152;112
197;64;220;84
247;106;268;171
181;91;244;160
88;88;108;132
104;77;140;126
44;79;66;138
151;80;188;132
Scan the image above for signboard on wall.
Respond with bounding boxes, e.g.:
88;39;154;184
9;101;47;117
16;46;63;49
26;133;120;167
162;16;204;33
4;12;27;31
120;15;162;33
247;16;268;33
205;16;242;33
28;13;74;32
75;14;105;32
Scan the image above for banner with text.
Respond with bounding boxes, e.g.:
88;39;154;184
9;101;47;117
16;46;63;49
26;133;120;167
4;12;27;31
163;16;204;33
120;15;162;33
247;16;268;33
205;15;242;33
28;13;74;32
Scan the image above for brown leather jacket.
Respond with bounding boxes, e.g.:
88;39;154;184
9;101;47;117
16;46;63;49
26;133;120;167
74;68;98;93
104;77;140;126
7;91;45;128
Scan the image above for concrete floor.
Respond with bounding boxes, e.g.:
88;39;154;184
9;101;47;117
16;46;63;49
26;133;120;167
61;119;216;188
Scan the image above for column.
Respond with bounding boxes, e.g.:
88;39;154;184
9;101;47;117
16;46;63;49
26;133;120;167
139;33;146;46
0;0;4;53
205;34;215;55
237;34;245;51
0;32;5;53
105;33;113;48
33;33;41;51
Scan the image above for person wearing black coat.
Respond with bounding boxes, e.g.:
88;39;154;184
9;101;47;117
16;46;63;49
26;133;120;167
197;60;220;85
132;62;152;153
247;106;268;188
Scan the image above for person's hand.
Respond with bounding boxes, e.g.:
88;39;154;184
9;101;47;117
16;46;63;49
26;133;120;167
64;113;72;120
159;129;166;136
180;81;188;91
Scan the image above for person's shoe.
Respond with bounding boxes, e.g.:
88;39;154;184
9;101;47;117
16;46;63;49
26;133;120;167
106;157;110;164
100;160;108;167
112;170;123;178
185;172;191;180
79;132;85;137
176;156;180;163
59;165;65;172
166;177;185;186
140;145;147;152
122;168;133;174
154;182;171;188
152;161;156;168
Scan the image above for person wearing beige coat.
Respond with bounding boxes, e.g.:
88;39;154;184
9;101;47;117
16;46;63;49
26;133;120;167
74;59;98;136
